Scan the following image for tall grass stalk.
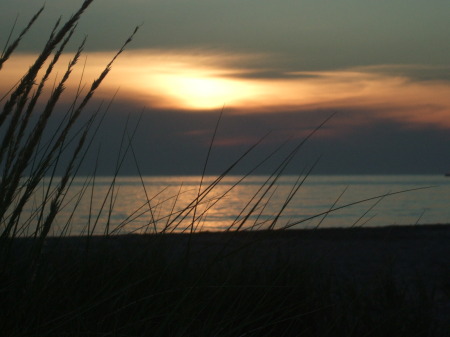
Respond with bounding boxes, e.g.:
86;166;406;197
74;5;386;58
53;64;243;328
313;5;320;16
0;1;138;256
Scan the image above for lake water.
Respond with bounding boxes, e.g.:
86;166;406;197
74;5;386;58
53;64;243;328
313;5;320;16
29;174;450;236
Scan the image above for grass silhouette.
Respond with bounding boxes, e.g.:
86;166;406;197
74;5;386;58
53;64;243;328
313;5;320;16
0;1;449;336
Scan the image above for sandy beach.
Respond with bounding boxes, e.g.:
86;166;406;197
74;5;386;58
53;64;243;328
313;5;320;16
78;224;449;324
38;224;450;290
6;223;450;335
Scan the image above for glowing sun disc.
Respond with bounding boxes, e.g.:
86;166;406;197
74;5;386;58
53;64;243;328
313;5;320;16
166;76;249;109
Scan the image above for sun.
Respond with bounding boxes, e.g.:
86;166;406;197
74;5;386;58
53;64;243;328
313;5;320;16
108;51;267;111
164;75;251;110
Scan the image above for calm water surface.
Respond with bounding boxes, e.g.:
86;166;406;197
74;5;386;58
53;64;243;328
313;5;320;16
32;175;450;235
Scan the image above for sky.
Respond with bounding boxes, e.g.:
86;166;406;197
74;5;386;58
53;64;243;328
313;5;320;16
1;0;450;175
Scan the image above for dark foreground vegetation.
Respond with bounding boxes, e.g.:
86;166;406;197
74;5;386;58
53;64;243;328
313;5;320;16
2;226;450;336
1;1;449;336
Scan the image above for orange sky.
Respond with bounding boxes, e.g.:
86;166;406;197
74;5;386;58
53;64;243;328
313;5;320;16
2;0;450;175
3;49;450;132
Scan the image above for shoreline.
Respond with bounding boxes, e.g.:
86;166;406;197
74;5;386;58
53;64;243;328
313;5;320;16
14;222;450;240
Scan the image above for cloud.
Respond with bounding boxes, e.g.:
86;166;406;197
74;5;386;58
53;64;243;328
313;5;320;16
2;1;450;176
3;49;450;176
95;51;450;129
74;101;450;176
3;50;450;132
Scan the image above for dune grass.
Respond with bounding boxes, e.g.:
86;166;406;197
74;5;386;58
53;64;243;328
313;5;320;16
3;230;448;336
0;1;449;336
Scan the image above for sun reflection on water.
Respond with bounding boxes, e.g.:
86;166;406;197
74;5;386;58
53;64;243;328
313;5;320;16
26;175;450;236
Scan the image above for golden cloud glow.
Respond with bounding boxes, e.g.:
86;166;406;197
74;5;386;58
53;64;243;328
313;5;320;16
102;50;271;110
2;49;450;129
